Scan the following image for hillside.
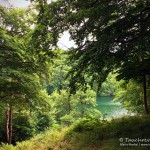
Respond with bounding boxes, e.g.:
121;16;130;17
1;116;150;150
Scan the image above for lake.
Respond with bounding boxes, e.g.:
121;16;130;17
97;96;128;119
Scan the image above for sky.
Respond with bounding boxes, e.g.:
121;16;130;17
9;0;31;8
4;0;75;50
0;0;31;9
10;0;30;8
57;31;76;50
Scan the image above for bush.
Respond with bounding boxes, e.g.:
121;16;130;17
12;115;34;144
1;115;150;150
33;112;55;133
67;115;150;141
109;116;150;138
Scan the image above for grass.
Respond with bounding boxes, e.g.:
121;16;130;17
0;115;150;150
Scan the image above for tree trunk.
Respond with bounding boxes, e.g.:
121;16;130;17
143;74;149;114
5;104;13;144
6;108;9;144
8;106;12;144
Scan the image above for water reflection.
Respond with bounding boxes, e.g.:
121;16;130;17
96;96;128;119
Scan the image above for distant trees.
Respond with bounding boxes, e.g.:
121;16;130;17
45;50;71;94
98;73;118;96
43;49;118;97
49;87;101;126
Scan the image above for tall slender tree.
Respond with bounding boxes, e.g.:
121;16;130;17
0;5;54;144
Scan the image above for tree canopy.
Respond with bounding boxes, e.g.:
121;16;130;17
37;0;150;113
42;0;150;89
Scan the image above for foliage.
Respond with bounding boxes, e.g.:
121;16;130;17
44;48;119;97
1;115;150;150
44;50;71;94
0;101;5;142
0;5;54;144
49;87;101;126
41;0;150;91
1;0;150;146
32;111;55;133
12;114;35;144
0;89;55;143
66;115;150;146
70;87;101;119
39;0;150;115
99;72;119;96
114;80;150;113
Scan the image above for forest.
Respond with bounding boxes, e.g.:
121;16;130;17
0;0;150;149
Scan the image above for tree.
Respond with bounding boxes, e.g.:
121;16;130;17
49;90;71;124
71;86;101;119
49;87;101;126
114;80;150;114
40;0;150;114
0;27;41;144
0;5;53;144
45;50;71;94
98;72;119;96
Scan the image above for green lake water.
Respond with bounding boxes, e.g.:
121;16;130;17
97;96;127;119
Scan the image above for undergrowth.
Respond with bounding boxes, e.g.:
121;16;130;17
0;115;150;150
